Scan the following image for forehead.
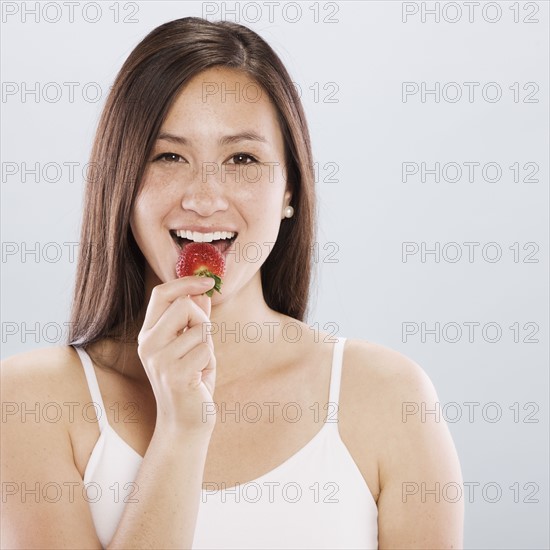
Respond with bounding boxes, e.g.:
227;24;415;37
161;67;283;143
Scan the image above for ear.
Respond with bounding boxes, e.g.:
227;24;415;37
283;189;292;208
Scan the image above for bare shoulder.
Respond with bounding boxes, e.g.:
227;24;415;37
336;339;455;498
1;345;84;403
2;344;81;370
1;345;89;444
341;337;437;405
339;337;448;456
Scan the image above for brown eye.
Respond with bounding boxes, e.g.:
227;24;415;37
155;152;186;163
230;153;257;165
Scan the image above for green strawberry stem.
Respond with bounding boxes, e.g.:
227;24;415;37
195;269;223;297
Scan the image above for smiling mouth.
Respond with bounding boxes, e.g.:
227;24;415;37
170;230;238;254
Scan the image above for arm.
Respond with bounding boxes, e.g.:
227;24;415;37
376;352;464;548
108;428;210;549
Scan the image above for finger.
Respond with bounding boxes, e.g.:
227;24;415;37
190;292;211;318
162;341;213;385
153;320;214;359
165;322;210;360
142;276;215;331
162;324;213;361
144;296;210;350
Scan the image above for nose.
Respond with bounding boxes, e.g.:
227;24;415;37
180;162;229;216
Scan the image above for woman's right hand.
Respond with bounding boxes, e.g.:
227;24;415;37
137;276;217;436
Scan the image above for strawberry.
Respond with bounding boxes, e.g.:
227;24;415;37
176;242;225;297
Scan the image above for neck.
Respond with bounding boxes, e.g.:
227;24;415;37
208;272;288;386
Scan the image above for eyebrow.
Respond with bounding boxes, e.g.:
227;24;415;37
156;131;268;146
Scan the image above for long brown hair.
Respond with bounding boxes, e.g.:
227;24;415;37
68;17;316;347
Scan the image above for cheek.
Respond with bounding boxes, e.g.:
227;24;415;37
133;178;173;219
236;165;287;206
130;195;150;234
236;193;286;245
130;188;164;244
238;189;283;229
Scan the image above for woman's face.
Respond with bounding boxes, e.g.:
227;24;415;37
130;66;291;302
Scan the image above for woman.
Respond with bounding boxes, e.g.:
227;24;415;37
1;17;463;549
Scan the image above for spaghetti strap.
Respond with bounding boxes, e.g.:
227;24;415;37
327;337;346;421
73;346;108;432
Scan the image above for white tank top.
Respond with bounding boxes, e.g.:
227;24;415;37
74;337;378;549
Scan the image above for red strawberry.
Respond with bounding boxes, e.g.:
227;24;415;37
176;242;225;297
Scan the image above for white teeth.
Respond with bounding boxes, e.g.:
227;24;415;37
174;229;235;243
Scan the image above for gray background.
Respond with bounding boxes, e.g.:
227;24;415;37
1;1;548;548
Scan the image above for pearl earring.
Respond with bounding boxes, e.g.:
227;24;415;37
283;205;294;218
